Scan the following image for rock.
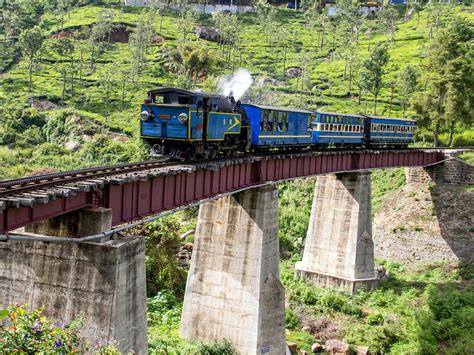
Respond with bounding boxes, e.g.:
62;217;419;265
51;31;73;39
81;134;92;142
27;98;59;110
356;345;369;355
151;35;164;44
195;26;221;42
324;339;349;355
302;326;311;332
287;342;298;353
311;342;324;353
112;135;129;142
375;265;389;281
286;67;302;78
64;141;81;151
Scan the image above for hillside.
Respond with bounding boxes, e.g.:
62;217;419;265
1;2;473;353
1;2;473;178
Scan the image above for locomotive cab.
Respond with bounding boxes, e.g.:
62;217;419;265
140;88;248;159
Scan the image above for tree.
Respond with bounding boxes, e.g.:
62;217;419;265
176;6;197;42
377;3;398;42
412;17;473;147
98;65;116;119
359;43;389;115
255;0;276;46
53;37;75;101
398;64;418;117
129;11;155;77
19;26;44;91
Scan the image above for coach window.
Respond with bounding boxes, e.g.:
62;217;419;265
262;110;269;131
277;112;283;132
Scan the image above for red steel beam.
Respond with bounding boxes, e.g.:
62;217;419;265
0;150;446;234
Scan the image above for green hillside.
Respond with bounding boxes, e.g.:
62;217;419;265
0;1;473;178
0;2;473;353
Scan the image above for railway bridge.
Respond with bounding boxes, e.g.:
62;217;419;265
0;148;472;354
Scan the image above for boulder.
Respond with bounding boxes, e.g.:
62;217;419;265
286;67;302;78
27;98;59;111
356;345;369;355
195;26;221;42
64;141;81;151
287;342;298;354
311;343;324;353
151;35;164;44
302;326;312;332
324;339;350;355
81;134;92;142
375;265;389;281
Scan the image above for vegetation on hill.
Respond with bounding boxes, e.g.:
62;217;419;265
1;0;473;353
0;0;473;179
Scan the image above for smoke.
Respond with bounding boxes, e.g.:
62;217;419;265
217;69;252;101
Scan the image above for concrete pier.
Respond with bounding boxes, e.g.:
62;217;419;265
0;208;147;354
295;173;379;294
180;185;286;354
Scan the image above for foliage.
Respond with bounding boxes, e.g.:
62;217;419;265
278;178;315;257
141;216;188;297
412;16;474;147
359;43;390;115
0;305;85;353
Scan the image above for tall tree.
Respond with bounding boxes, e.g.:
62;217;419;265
377;3;398;42
398;64;418;117
412;17;473;147
19;26;44;91
359;43;389;115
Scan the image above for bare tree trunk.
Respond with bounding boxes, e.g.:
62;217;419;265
320;29;325;51
348;63;353;90
62;70;67;102
373;94;377;115
79;49;83;85
364;91;368;114
433;120;440;147
448;121;455;147
28;59;33;91
121;78;126;110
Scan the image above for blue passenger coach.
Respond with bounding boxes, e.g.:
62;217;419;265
241;104;314;147
369;116;415;146
311;112;364;146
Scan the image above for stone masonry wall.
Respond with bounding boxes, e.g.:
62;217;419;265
406;157;474;186
0;235;148;354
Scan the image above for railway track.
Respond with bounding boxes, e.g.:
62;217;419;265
0;147;469;206
0;159;178;197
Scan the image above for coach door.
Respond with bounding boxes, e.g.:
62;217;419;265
202;97;210;140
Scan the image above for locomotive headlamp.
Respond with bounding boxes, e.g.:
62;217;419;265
141;110;150;121
178;113;188;124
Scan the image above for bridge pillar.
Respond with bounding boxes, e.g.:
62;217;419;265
0;208;147;354
180;185;286;354
295;172;379;294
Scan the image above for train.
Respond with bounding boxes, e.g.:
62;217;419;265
140;88;416;160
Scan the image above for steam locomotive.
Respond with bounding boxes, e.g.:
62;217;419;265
140;88;416;160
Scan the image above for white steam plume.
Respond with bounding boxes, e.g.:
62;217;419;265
217;69;252;101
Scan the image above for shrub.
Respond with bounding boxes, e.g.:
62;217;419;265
452;130;474;147
0;305;86;353
285;308;300;330
196;339;235;354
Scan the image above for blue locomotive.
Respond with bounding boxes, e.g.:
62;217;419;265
140;88;415;159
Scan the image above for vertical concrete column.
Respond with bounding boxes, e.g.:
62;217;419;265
295;172;379;293
180;185;286;354
1;208;147;354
